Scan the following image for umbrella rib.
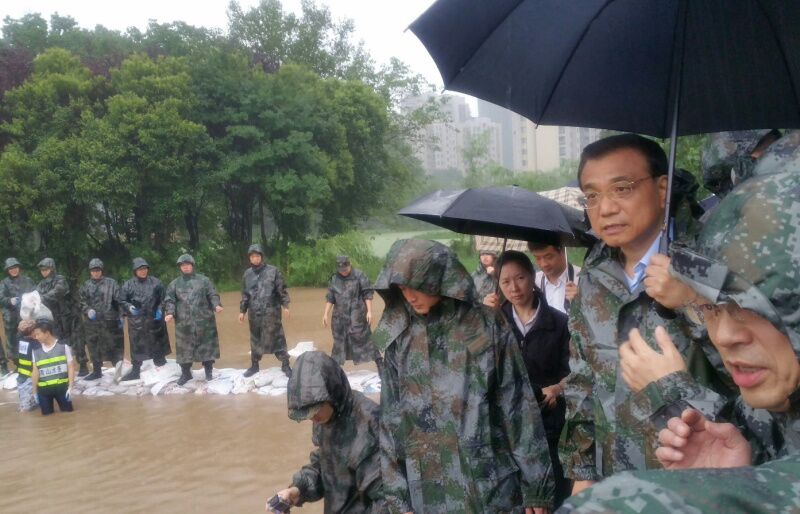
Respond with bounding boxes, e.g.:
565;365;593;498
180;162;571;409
538;0;616;124
753;0;800;116
442;0;526;86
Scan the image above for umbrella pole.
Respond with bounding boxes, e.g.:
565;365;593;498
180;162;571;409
660;0;688;255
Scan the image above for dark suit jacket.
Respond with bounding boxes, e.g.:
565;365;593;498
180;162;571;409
501;291;570;441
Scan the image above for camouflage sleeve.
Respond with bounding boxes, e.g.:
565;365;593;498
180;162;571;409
559;302;599;481
239;274;249;314
559;455;800;514
164;281;176;316
353;428;384;510
205;277;221;309
42;275;69;303
111;279;122;317
154;279;166;311
290;448;324;505
276;270;290;307
78;282;90;315
325;276;336;304
379;346;413;514
630;370;729;425
118;281;134;312
0;281;12;308
359;271;374;301
495;326;555;508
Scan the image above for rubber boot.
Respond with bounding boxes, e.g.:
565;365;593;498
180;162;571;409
84;360;103;381
153;354;167;367
121;360;141;381
176;363;192;386
280;356;292;379
375;356;384;376
203;360;214;381
78;362;90;377
243;353;260;378
0;364;8;376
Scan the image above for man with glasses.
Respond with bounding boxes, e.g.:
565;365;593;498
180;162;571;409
559;144;800;514
560;134;730;494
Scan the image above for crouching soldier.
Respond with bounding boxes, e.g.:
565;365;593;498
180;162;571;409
164;254;223;385
269;351;384;513
119;258;171;380
79;258;124;380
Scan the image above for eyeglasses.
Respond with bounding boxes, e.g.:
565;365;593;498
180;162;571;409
686;301;746;327
578;176;655;209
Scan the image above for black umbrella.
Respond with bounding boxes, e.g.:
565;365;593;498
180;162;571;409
398;185;594;247
410;0;800;250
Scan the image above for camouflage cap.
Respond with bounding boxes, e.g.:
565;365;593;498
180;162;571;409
4;257;20;270
88;258;103;271
176;253;195;265
132;257;149;271
373;239;474;304
670;170;800;356
37;257;55;269
752;130;800;178
247;243;264;256
701;130;773;196
336;255;350;269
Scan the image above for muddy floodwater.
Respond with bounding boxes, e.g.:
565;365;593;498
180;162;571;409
0;288;384;514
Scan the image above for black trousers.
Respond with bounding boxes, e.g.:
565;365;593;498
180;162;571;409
37;385;74;415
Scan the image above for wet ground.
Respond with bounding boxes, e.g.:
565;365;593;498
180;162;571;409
0;288;383;514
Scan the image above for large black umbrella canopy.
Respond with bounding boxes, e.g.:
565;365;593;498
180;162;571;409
398;186;592;246
410;0;800;137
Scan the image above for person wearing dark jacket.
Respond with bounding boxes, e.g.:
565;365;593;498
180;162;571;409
485;250;572;508
0;257;35;375
119;258;171;380
79;258;124;380
275;351;384;513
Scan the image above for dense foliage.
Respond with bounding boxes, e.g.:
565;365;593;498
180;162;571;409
0;1;435;286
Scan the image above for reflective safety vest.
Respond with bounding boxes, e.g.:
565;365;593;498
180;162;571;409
16;339;34;378
33;342;69;388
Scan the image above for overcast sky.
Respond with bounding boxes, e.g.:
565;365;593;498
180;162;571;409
0;0;447;88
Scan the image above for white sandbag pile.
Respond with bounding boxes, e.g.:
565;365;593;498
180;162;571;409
0;341;381;400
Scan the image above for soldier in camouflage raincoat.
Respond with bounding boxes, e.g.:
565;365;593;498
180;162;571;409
36;257;87;374
558;133;800;514
239;244;291;378
374;239;554;514
79;258;124;379
118;258;171;380
164;254;223;384
0;257;35;374
323;256;377;366
277;351;385;513
701;129;782;198
560;135;731;489
471;250;498;302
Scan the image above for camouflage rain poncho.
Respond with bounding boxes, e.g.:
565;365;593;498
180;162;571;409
164;271;221;364
471;263;497;301
558;133;800;514
0;260;35;364
119;265;171;362
79;272;124;362
36;259;73;340
287;351;384;514
240;253;289;356
326;268;375;365
374;239;554;513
